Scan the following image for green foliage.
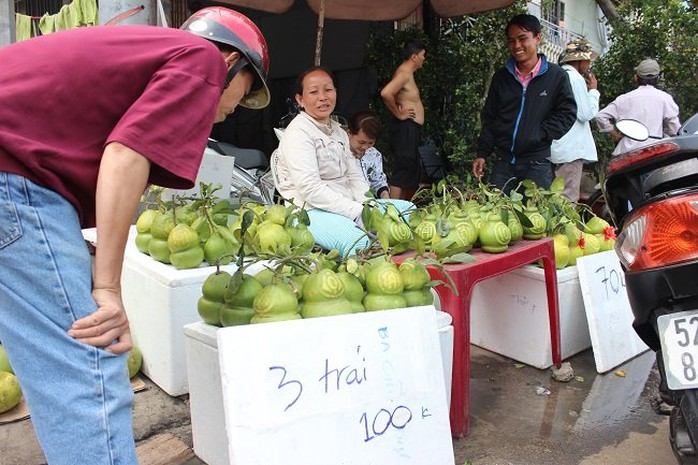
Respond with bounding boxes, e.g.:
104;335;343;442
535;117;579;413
365;1;528;177
593;0;698;165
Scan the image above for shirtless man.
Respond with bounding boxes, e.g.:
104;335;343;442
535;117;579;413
380;39;426;200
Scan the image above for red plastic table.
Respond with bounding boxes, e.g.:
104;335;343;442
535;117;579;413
396;237;561;438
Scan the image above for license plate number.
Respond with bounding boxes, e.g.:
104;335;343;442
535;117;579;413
658;310;698;390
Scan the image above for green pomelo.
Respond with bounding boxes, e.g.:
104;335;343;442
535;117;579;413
336;272;365;303
147;238;171;264
302;269;345;302
135;233;152;254
0;371;22;414
365;261;404;295
167;224;200;254
197;296;224;326
402;288;435;307
136;209;159;233
150;212;175;240
127;346;143;379
250;312;302;324
224;275;263;307
170;246;205;270
201;271;232;302
398;259;431;291
220;305;255;326
301;298;353;318
253;283;299;315
363;293;407;311
0;345;13;374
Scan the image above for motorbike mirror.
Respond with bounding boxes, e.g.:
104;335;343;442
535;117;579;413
615;119;650;141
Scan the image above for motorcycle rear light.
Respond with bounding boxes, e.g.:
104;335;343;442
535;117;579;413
616;194;698;271
607;142;680;173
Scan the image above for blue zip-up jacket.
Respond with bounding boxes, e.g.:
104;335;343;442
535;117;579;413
476;54;577;164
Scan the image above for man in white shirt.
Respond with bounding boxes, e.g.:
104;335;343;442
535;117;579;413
596;58;681;156
550;38;600;202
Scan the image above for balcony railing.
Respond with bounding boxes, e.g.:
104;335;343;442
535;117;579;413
539;17;585;63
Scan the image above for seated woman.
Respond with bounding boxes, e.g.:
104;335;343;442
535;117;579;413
347;109;390;200
274;66;412;256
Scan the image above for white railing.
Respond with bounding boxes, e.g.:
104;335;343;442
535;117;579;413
539;17;585;63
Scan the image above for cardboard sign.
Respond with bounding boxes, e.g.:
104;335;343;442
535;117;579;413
576;250;649;373
217;306;454;465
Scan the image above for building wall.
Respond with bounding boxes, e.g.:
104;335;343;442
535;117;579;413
561;0;606;52
528;0;609;61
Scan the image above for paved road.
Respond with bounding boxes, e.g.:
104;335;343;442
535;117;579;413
0;346;677;465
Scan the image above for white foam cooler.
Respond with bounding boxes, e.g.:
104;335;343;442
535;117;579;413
120;243;247;396
184;309;454;465
470;264;590;369
113;225;269;397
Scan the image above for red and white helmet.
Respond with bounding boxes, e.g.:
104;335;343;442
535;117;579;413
181;6;270;110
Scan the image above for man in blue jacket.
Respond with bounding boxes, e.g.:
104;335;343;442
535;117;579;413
473;14;577;194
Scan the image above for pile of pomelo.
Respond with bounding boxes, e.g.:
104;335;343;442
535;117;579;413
198;254;439;326
0;344;22;414
135;185;315;269
407;177;615;269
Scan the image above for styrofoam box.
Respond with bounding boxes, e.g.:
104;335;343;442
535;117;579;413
113;225;267;396
184;311;454;465
470;264;590;369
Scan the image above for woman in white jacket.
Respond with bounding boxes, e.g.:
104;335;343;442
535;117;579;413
274;66;411;256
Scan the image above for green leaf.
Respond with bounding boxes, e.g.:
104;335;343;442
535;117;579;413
515;208;534;227
212;199;231;214
227;270;244;295
241;210;254;236
550;176;565;194
377;230;390;251
361;204;372;230
441;252;476;264
216;225;237;245
298;208;310;226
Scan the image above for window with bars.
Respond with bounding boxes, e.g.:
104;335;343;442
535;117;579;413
14;0;67;16
543;0;565;27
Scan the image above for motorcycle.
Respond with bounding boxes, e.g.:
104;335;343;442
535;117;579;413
204;138;275;205
603;112;698;464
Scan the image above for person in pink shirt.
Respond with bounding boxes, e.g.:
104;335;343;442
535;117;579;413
0;7;269;465
473;14;577;194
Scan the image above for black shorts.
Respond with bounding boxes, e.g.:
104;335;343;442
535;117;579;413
389;119;422;188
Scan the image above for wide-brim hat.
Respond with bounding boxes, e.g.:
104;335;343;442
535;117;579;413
559;38;598;64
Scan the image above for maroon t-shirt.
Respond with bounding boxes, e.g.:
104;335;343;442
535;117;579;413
0;25;227;227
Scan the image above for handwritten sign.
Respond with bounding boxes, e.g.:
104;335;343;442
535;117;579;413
217;306;454;465
576;250;648;373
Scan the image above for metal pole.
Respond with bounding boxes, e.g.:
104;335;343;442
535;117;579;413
314;0;325;65
1;0;16;47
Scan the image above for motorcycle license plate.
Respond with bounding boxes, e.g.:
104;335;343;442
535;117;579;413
658;310;698;390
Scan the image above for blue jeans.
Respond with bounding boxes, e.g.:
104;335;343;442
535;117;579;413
0;173;137;465
307;199;414;257
490;157;554;195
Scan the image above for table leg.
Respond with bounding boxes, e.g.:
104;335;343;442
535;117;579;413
433;282;470;438
540;250;562;368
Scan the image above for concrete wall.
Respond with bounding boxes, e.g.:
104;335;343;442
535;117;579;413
99;0;157;26
1;0;16;47
563;0;606;52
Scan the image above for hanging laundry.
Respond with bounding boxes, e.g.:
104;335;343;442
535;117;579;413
38;0;99;34
14;14;43;41
14;14;33;41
